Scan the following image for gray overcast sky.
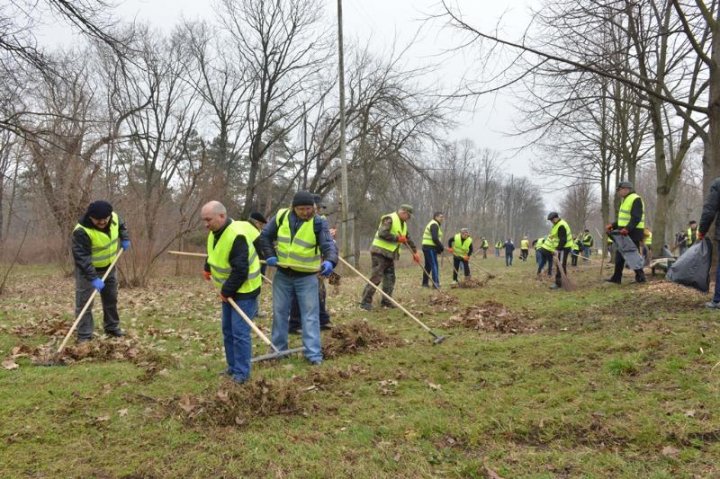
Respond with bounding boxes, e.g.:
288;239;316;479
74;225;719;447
42;0;553;203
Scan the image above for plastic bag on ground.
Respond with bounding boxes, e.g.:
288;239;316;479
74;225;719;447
667;238;713;292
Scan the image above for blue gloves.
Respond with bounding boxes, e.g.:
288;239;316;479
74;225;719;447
91;278;105;292
320;260;334;277
121;240;131;251
266;256;278;267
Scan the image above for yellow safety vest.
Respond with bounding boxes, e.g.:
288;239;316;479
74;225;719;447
536;237;545;249
544;219;572;251
371;212;407;255
206;220;262;293
645;230;653;246
618;193;645;229
687;228;696;246
422;220;443;247
74;212;120;268
582;233;593;246
572;239;581;252
452;233;472;257
481;240;489;248
275;208;321;271
520;239;529;249
495;241;503;249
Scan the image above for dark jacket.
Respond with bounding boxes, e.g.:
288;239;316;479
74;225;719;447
259;210;338;276
72;212;130;281
611;193;645;243
504;241;515;254
203;219;260;300
700;177;720;239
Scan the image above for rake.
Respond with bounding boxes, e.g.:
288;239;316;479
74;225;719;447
552;251;576;291
338;256;446;345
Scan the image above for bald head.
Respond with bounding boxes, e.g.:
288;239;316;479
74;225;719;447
201;201;227;232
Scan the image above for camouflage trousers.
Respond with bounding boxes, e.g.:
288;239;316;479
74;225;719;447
360;253;396;305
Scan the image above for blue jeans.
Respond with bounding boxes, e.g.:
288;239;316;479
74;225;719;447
271;271;321;362
505;253;513;266
537;249;553;276
422;247;440;288
582;246;591;259
221;297;258;382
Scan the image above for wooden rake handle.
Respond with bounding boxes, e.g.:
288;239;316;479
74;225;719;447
227;297;280;353
168;250;272;284
57;249;125;354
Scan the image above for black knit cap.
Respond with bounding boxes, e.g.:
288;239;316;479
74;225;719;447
292;191;315;207
250;212;267;224
87;200;113;219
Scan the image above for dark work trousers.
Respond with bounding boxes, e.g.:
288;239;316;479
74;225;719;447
422;246;440;288
571;250;579;266
452;256;470;281
521;249;529;261
610;235;646;283
482;248;488;259
361;253;396;306
537;249;554;276
76;267;121;340
289;277;329;330
555;248;570;287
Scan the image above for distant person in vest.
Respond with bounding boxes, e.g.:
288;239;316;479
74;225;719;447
494;240;503;257
202;201;262;384
480;237;489;259
72;200;130;342
259;191;338;365
686;220;699;252
360;204;420;311
570;234;582;267
546;212;572;290
581;229;594;259
536;236;554;278
422;212;445;288
520;236;530;262
605;181;647;284
448;228;473;284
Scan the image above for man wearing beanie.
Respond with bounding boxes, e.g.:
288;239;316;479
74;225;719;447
258;191;338;365
72;200;131;342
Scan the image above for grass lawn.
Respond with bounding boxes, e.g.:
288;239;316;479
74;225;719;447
1;255;719;478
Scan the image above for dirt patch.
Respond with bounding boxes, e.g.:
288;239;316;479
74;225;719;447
442;301;535;334
168;378;305;427
322;320;402;359
456;277;488;288
5;338;164;367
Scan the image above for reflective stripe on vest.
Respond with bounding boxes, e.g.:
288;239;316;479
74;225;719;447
275;208;321;271
422;220;443;247
371;212;407;254
452;233;472;257
618;193;645;229
74;212;120;268
206;220;262;293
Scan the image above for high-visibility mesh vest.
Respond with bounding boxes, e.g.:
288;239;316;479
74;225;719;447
495;241;503;249
275;208;321;271
618;193;645;229
452;233;472;257
74;212;120;268
536;237;545;249
645;231;653;246
372;212;407;254
544;219;572;251
520;239;529;249
481;240;489;248
206;220;262;293
572;239;581;252
687;228;697;246
582;233;594;247
422;220;443;247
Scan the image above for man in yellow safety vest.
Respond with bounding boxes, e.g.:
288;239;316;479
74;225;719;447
72;200;130;342
202;201;263;384
605;181;647;284
520;236;530;262
448;228;473;283
422;212;445;288
360;205;419;310
545;212;573;290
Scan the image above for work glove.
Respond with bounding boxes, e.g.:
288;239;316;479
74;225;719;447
698;232;705;240
320;260;334;277
463;255;470;262
605;224;613;233
396;234;408;244
412;252;420;264
447;247;454;254
266;256;278;267
91;278;105;292
219;293;230;303
619;228;629;236
203;270;211;281
121;240;131;251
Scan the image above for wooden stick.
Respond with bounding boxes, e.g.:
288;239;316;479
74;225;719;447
167;250;206;257
57;249;124;354
337;256;444;342
552;252;576;291
227;297;279;352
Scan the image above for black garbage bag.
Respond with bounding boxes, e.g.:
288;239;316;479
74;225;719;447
667;238;713;292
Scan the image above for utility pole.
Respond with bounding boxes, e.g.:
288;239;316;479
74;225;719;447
337;0;351;261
